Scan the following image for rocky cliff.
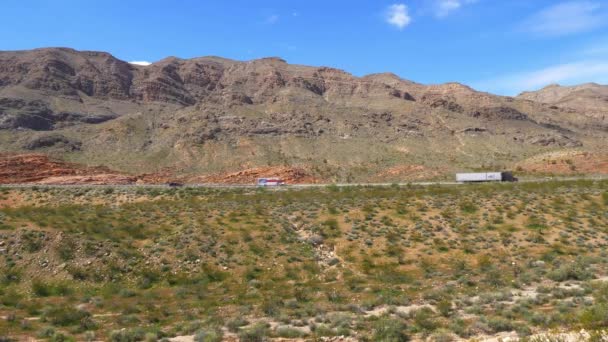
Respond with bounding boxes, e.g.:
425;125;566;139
0;47;606;182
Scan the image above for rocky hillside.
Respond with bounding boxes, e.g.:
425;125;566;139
0;47;607;183
518;83;608;120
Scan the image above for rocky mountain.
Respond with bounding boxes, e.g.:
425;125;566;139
518;83;608;120
0;47;607;183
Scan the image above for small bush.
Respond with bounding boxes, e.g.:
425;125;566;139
579;303;608;329
37;326;55;338
372;317;410;342
547;262;593;282
486;316;513;333
22;231;44;252
276;326;306;338
194;328;223;342
0;267;21;285
226;317;249;332
43;306;90;327
32;280;73;297
109;328;146;342
50;332;75;342
459;202;478;214
238;323;269;342
412;307;440;333
437;299;453;317
56;238;76;261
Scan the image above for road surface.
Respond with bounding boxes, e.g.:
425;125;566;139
0;175;606;190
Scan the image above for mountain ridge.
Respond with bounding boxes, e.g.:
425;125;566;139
0;47;607;183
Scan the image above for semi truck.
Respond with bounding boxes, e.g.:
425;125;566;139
456;172;517;183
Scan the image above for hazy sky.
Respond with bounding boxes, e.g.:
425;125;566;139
2;0;608;95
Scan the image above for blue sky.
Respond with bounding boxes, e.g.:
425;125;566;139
1;0;608;95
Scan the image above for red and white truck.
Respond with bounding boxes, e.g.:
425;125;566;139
257;178;285;186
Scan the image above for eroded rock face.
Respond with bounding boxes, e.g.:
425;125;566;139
0;48;600;136
0;98;54;130
526;134;583;148
470;106;528;121
0;48;134;99
23;134;82;151
0;97;117;130
193;166;319;184
0;48;605;180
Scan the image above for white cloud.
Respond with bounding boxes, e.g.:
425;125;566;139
386;4;411;29
266;14;279;24
473;60;608;95
129;61;151;66
520;1;607;37
435;0;477;18
436;0;461;17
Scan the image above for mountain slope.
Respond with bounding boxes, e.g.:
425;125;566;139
518;83;608;120
0;47;607;182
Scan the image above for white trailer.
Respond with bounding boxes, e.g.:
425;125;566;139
456;172;517;183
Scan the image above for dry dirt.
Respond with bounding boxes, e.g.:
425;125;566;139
515;151;608;175
373;164;443;181
190;166;320;184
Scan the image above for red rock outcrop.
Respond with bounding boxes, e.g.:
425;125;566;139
0;154;132;184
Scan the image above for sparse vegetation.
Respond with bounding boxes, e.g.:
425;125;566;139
1;180;608;340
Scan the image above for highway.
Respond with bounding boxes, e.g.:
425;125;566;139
0;175;606;190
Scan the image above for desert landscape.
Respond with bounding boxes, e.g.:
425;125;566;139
2;1;608;341
1;181;608;341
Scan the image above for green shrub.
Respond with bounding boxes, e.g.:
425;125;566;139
437;299;453;317
0;287;22;307
372;317;410;342
526;216;547;232
226;317;249;332
43;306;90;326
32;280;73;297
57;238;76;261
0;267;21;285
579;303;608;329
67;266;91;281
137;268;161;289
412;307;440;333
22;231;44;252
109;328;146;342
430;331;454;342
50;332;75;342
486;316;513;333
547;262;593;282
194;328;223;342
459;201;478;214
238;323;269;342
319;219;341;238
276;326;306;338
37;326;56;338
